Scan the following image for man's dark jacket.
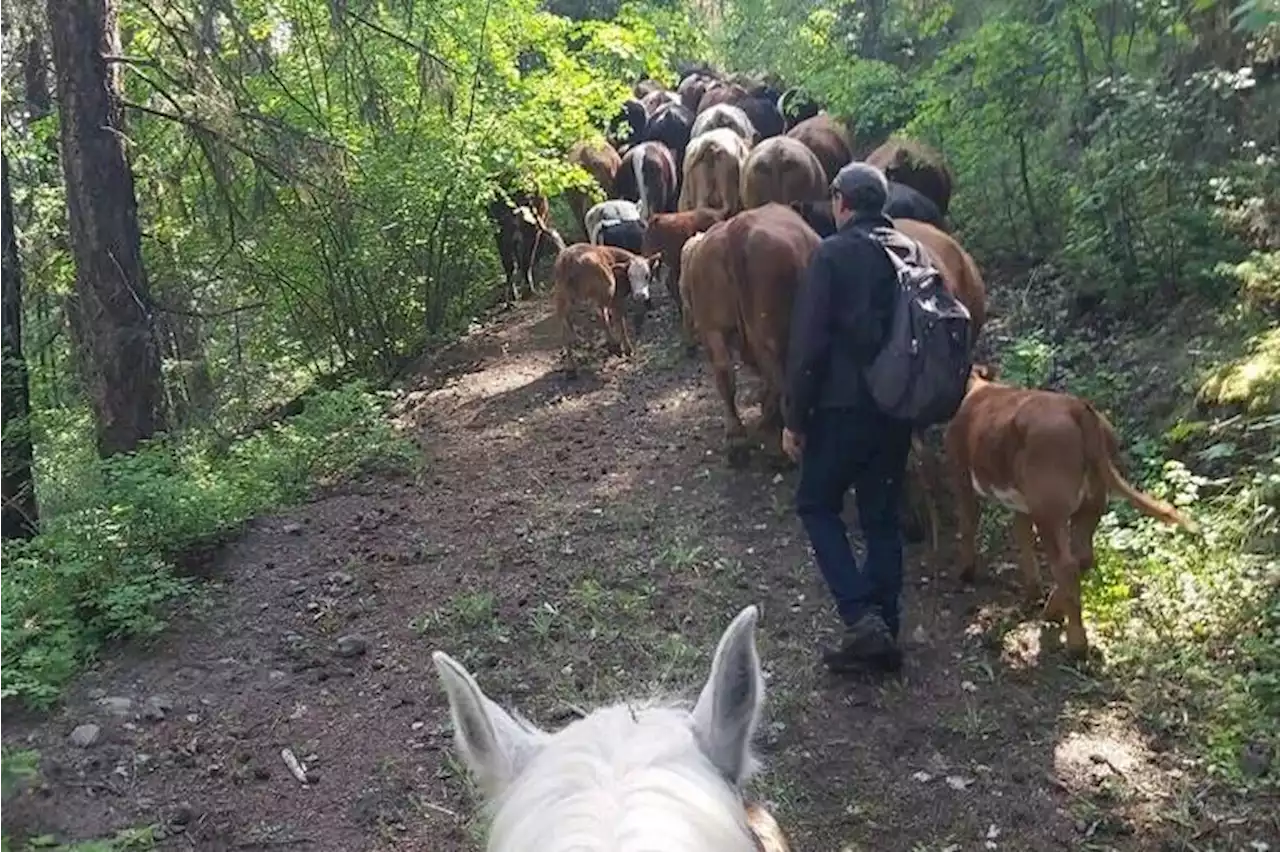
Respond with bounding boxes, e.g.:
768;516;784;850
784;211;898;433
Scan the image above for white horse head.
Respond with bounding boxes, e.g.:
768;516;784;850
433;605;767;852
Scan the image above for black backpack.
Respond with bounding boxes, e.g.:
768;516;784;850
861;226;973;427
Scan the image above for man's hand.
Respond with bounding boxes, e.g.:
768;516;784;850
781;428;804;462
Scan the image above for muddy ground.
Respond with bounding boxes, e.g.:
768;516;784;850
3;290;1276;851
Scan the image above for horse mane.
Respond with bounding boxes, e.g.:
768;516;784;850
485;699;760;852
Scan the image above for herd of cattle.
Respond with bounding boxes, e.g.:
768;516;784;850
482;65;1199;658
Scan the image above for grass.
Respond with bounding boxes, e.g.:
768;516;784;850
0;383;419;709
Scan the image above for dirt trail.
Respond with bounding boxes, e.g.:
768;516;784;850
2;295;1229;851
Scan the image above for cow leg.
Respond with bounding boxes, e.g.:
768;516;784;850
752;347;787;465
616;304;635;358
498;232;519;303
522;226;541;298
705;331;747;465
1038;517;1088;658
1011;513;1043;607
558;298;578;377
953;465;982;584
600;305;623;356
1070;490;1106;579
665;258;682;316
902;433;940;550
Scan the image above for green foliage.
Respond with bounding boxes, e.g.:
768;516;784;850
999;332;1055;388
0;385;416;707
19;827;158;852
1083;446;1280;782
1;748;40;804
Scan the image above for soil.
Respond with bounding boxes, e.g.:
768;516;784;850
3;290;1276;852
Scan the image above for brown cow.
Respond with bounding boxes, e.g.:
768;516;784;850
945;369;1198;657
785;114;852;184
566;140;622;239
781;205;988;546
679;204;820;465
553;243;659;375
866;138;954;216
697;82;748;114
678;72;719;113
641;207;726;316
890;219;987;549
679;128;750;214
740;137;827;210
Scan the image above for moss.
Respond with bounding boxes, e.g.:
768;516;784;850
1197;326;1280;415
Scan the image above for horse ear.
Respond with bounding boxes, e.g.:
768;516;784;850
692;605;764;787
432;651;548;797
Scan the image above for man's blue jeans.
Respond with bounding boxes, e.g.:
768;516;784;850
795;406;913;637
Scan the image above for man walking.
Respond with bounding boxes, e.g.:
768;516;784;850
782;162;914;675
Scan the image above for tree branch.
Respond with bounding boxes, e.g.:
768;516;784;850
343;9;459;76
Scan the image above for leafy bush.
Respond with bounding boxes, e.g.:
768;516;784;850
1084;449;1280;780
0;385;417;707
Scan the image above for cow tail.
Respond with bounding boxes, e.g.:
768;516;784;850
1081;403;1198;532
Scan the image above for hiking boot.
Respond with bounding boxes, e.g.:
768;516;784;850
822;613;903;675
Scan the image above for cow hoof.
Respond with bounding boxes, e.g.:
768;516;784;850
727;444;751;469
956;565;976;586
1064;642;1091;662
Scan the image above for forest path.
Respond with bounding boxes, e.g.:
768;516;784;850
4;291;1214;851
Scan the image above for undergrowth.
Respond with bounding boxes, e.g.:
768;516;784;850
0;384;418;708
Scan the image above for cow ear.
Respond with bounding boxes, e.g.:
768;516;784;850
691;605;764;787
432;652;548;797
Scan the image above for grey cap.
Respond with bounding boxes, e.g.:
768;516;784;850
831;162;889;212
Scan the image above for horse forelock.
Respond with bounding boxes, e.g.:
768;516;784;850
485;701;759;852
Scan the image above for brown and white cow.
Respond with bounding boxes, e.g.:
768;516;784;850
740;137;827;211
690;103;757;144
641;207;727;316
785;114;852;184
679;129;751;215
679;204;821;465
945;369;1198;657
616;141;680;222
553;243;660;376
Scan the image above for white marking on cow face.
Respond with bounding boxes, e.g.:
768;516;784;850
627;257;652;301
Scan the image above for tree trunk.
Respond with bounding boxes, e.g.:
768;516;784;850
24;30;53;121
2;153;40;540
48;0;167;457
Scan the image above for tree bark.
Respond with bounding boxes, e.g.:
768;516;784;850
2;153;40;540
48;0;167;457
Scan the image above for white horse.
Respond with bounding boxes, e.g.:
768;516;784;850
432;605;784;852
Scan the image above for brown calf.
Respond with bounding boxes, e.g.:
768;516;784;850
640;207;727;318
679;204;820;465
945;370;1198;657
552;243;659;375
